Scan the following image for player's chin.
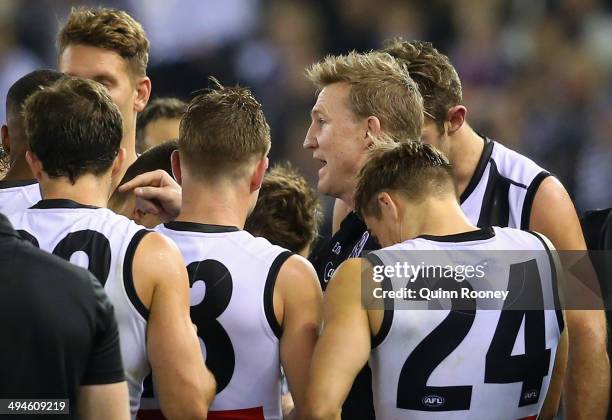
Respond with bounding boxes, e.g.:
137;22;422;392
316;175;330;195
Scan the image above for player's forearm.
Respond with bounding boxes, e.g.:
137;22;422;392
564;311;610;419
158;352;215;419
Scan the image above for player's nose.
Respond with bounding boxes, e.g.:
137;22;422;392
304;127;318;149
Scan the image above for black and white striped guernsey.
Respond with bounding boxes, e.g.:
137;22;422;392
461;136;550;230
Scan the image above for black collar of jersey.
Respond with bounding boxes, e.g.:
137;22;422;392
0;213;21;239
30;199;100;210
416;226;495;243
459;135;494;204
164;221;240;233
0;179;38;189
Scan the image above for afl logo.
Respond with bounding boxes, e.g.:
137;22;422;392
422;395;445;408
522;389;538;402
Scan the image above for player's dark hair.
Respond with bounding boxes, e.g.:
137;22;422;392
382;39;462;130
355;140;455;218
245;163;322;253
6;70;65;121
136;98;186;152
23;77;123;183
179;78;270;180
109;140;178;207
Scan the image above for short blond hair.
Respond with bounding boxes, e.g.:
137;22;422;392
306;51;423;141
58;7;149;77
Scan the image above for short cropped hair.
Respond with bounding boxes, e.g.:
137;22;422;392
109;140;178;208
306;51;423;141
136;98;186;145
6;70;65;122
245;163;322;253
355;140;455;218
179;79;271;179
382;39;462;129
23;77;123;183
58;7;149;77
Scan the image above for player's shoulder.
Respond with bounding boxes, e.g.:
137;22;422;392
227;229;293;264
491;226;553;250
489;139;548;183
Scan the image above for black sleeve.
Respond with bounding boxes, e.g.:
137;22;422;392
81;273;125;385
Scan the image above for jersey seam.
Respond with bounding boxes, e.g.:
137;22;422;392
123;229;152;322
264;251;294;339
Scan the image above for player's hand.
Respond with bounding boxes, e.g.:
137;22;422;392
118;170;182;223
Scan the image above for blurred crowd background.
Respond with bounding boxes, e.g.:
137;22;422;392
2;0;611;235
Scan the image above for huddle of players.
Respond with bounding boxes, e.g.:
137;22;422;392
0;6;608;420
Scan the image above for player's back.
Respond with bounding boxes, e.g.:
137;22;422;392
367;227;564;420
157;221;291;420
7;198;151;418
0;180;41;214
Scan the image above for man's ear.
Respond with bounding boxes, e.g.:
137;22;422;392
25;151;43;180
377;191;399;223
1;125;10;155
171;149;182;185
111;147;127;178
134;76;152;113
446;105;467;134
109;148;127;192
250;156;269;192
365;116;382;148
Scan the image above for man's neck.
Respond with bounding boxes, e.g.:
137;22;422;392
339;179;358;211
119;130;138;180
448;123;485;197
176;180;250;230
2;161;35;183
402;197;477;240
40;174;111;208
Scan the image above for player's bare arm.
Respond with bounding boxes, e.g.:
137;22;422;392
118;169;182;222
540;313;569;420
133;232;216;419
531;176;610;419
78;382;130;420
273;255;323;418
303;258;372;420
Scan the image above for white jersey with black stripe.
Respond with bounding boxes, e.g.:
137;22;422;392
366;227;564;420
7;199;151;419
0;180;41;214
461;137;549;230
156;221;290;420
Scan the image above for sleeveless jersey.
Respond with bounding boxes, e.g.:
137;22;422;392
7;199;151;419
308;137;553;420
0;180;41;214
367;227;564;420
460;137;549;229
156;221;292;420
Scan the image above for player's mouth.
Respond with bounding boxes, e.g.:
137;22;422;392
317;159;327;174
